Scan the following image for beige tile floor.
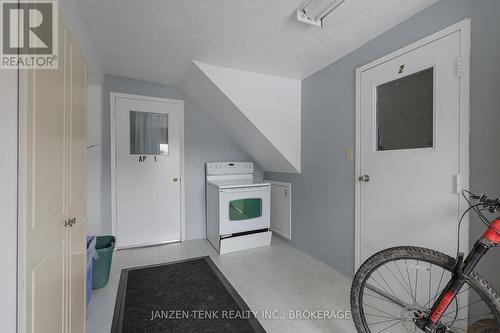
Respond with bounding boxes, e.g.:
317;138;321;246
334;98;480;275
86;236;356;333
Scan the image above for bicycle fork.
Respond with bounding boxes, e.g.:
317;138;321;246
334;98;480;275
422;219;500;332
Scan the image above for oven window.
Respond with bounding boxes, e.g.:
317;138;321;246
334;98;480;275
229;198;262;221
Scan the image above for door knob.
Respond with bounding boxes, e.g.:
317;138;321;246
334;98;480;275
65;218;77;227
173;178;178;182
359;175;370;182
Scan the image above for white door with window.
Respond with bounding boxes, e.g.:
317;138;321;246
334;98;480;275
112;95;183;249
356;25;470;268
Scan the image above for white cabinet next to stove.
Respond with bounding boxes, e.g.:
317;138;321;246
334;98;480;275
268;181;292;240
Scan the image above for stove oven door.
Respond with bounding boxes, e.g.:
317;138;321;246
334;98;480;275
219;186;270;235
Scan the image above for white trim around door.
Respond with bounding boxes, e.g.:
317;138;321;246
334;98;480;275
110;92;186;245
354;19;471;270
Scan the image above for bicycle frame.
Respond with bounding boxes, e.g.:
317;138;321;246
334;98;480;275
423;218;500;332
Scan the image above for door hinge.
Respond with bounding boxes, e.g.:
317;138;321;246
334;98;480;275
456;57;462;77
454;174;462;193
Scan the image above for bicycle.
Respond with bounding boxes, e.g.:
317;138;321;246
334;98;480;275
350;191;500;333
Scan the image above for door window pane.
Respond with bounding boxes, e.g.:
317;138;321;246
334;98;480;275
376;67;434;151
229;198;262;221
130;111;168;155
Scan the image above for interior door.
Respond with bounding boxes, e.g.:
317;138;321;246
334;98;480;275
113;96;182;248
20;12;87;333
358;31;464;265
21;15;67;333
66;30;87;333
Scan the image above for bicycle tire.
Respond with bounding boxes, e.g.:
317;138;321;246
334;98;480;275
351;246;500;332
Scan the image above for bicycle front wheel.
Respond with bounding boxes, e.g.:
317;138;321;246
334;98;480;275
350;246;500;333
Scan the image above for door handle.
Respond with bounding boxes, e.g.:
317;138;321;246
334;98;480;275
173;178;178;182
65;218;76;227
65;218;77;227
358;175;370;182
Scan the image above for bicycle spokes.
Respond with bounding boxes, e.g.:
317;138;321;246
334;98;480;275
360;259;497;332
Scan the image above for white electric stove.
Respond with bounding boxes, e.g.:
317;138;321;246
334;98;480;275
206;162;272;254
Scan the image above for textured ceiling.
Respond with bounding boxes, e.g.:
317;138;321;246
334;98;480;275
76;0;438;85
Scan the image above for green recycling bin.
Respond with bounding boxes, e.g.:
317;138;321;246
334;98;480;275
92;236;115;289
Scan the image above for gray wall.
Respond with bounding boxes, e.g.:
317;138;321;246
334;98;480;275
266;0;500;288
102;75;259;240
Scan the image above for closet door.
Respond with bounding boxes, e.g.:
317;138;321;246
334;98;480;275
20;12;67;333
65;29;87;333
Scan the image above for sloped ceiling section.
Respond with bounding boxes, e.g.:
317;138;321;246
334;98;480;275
180;61;301;173
195;61;301;172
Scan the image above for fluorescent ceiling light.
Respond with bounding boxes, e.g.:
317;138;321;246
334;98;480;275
296;0;345;27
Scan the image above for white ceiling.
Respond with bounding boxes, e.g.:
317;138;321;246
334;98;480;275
76;0;438;85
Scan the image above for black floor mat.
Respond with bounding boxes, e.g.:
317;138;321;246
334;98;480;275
111;256;266;333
